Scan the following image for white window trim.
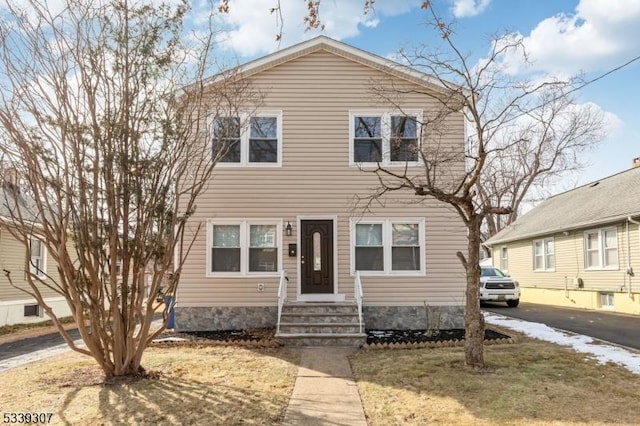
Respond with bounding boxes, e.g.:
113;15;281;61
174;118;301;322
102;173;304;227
349;217;426;276
348;109;423;167
206;219;282;277
532;237;555;272
584;227;619;270
211;110;283;167
28;237;47;279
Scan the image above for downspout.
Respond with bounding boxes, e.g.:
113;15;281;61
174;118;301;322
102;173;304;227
626;217;640;297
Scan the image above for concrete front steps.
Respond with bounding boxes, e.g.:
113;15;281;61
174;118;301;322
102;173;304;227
275;302;367;347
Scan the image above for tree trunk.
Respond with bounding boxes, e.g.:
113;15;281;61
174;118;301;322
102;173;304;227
464;215;485;368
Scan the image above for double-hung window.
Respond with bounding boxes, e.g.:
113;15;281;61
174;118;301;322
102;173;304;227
532;238;554;271
208;220;281;276
29;238;46;278
212;111;282;166
352;218;424;275
350;110;422;166
584;228;618;269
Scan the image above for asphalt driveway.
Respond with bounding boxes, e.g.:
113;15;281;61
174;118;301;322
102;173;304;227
483;301;640;350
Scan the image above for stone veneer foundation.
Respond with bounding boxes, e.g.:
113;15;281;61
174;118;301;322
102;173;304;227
176;304;464;331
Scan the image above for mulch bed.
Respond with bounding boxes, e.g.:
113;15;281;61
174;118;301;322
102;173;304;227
154;327;513;349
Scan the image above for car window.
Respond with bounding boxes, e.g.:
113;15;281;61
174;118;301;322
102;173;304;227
481;267;506;277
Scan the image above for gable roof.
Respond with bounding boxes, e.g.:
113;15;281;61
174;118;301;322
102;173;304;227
204;35;454;95
0;183;42;224
486;166;640;245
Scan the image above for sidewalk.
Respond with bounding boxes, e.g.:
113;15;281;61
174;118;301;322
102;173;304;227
282;347;368;426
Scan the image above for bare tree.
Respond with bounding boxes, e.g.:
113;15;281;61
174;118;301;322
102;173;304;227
360;7;604;367
0;0;254;378
479;90;604;239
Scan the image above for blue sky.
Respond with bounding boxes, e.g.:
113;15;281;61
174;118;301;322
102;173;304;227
211;0;640;191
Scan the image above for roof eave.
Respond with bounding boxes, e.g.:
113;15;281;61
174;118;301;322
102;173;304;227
486;212;640;246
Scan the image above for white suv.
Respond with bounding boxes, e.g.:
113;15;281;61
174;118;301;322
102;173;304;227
480;266;520;307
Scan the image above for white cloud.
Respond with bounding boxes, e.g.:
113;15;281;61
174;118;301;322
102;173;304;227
211;0;416;57
450;0;491;18
504;0;640;75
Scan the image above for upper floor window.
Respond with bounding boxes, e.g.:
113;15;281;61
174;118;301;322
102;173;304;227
208;220;281;276
349;110;422;166
29;238;46;278
351;218;424;275
532;238;554;271
584;228;618;270
212;111;282;166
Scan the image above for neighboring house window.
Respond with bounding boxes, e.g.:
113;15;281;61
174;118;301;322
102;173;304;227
584;228;618;269
29;238;46;278
350;110;422;166
500;246;508;271
208;220;281;276
532;238;554;271
23;304;41;317
599;292;614;308
212;111;282;166
351;218;424;275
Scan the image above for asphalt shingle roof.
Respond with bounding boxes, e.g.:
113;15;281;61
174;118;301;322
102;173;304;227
486;166;640;245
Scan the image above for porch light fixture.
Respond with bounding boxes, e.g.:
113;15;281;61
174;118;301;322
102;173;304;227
286;222;293;236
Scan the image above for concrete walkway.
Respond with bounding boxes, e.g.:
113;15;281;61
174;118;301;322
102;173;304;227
282;347;368;426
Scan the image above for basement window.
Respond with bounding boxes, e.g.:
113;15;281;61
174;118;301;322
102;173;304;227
599;292;614;309
24;304;41;317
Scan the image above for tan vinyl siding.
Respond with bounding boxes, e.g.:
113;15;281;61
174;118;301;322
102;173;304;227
493;222;639;293
179;49;467;307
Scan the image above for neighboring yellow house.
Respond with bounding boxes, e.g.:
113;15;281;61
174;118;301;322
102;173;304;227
176;36;468;336
0;182;72;326
485;162;640;315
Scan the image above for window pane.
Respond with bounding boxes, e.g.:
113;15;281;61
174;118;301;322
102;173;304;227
249;139;277;163
216;139;241;163
31;239;42;255
534;255;544;270
213;225;240;247
356;224;382;246
354;116;381;137
533;240;542;256
354;139;382;162
392;247;420;270
213;117;241;163
390;138;418;162
585;233;598;250
250;117;277;138
391;116;417;137
213;117;240;138
587;250;599;268
211;248;241;272
250;225;276;248
604;230;617;248
313;231;322;271
354;116;382;163
249;248;277;272
604;248;618;267
392;224;419;246
355;247;383;270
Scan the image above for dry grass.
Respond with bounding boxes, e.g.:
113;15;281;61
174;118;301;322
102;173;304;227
0;316;76;339
351;335;640;425
0;345;299;425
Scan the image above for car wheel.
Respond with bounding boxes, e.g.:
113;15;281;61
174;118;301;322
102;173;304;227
506;299;519;308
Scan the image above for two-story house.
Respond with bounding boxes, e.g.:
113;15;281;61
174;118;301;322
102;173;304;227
175;36;467;343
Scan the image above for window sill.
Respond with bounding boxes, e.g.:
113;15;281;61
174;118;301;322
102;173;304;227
206;272;280;278
351;271;425;277
584;267;620;272
533;269;555;273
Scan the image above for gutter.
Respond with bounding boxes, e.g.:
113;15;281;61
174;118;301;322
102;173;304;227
626;216;640;297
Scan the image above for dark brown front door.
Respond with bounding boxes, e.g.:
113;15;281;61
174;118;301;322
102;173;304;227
301;220;334;294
